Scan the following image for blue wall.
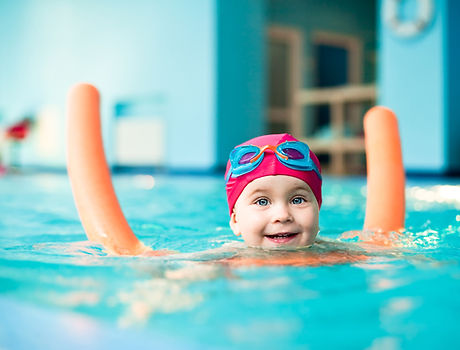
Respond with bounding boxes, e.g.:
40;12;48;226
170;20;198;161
0;0;268;171
446;0;460;171
216;0;266;167
0;0;216;169
379;0;459;173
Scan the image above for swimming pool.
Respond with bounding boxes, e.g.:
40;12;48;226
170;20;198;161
0;173;459;349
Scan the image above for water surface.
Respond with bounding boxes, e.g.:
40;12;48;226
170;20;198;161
0;173;459;349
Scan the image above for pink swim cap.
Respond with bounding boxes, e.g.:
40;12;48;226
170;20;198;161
225;133;322;215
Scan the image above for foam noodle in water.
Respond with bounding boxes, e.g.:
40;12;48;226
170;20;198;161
67;83;147;255
363;106;405;232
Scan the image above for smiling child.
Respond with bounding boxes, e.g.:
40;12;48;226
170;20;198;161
225;133;322;248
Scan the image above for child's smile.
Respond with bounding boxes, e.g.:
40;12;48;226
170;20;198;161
230;175;320;248
264;232;300;244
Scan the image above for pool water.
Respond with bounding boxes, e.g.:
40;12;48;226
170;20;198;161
0;173;459;349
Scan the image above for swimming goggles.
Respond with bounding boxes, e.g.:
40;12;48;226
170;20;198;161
226;141;322;182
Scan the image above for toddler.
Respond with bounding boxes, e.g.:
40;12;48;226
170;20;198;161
224;133;322;248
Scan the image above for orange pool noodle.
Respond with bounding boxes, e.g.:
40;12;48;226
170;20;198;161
67;83;146;255
363;106;405;232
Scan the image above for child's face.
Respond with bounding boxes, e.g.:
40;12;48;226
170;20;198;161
230;175;319;248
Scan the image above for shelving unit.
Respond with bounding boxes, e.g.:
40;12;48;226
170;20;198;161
293;84;376;175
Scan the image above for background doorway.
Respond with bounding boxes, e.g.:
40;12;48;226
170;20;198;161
267;26;302;134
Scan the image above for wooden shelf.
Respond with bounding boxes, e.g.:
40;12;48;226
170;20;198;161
296;85;376;105
292;84;376;175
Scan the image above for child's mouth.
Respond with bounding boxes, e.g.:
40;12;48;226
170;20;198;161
264;232;299;244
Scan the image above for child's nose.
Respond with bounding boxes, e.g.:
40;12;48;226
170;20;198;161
272;203;293;223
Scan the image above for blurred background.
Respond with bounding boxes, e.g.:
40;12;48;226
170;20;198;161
0;0;458;176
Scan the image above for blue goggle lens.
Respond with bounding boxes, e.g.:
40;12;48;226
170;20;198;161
282;147;304;160
239;151;257;164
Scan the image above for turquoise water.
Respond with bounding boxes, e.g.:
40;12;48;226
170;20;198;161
0;173;459;349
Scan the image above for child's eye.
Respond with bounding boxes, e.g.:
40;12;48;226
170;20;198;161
255;198;270;206
291;196;305;205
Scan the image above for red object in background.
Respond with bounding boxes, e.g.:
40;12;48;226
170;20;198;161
5;119;31;141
